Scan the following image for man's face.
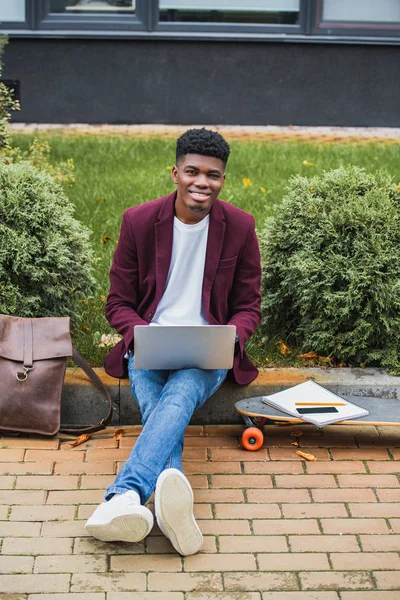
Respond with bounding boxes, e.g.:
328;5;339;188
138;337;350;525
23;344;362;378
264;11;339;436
172;153;226;224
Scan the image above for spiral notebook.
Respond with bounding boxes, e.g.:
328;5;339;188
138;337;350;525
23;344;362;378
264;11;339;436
262;380;369;427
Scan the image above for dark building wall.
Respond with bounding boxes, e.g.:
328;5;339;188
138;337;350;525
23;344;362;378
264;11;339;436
3;38;400;126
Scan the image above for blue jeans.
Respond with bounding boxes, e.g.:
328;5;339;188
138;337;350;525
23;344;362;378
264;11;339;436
105;354;228;504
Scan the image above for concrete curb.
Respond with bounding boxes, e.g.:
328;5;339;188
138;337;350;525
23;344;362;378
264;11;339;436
61;366;400;427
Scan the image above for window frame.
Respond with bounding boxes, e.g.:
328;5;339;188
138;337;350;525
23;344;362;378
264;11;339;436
312;0;400;38
152;0;306;36
0;0;34;30
36;0;149;32
0;0;399;44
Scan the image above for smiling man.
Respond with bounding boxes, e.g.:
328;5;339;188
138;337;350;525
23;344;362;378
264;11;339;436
85;128;261;555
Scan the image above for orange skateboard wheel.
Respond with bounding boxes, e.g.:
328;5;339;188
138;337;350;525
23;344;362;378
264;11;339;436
242;427;264;451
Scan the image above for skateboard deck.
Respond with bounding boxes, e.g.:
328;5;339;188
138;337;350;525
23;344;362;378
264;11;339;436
235;395;400;450
235;395;400;427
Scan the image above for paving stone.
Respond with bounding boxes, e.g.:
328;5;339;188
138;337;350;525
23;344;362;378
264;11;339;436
199;519;251;534
0;491;46;505
0;462;53;475
146;535;216;554
111;554;182;571
0;450;25;462
223;571;298;591
349;503;400;517
338;474;399;487
0;557;34;574
305;461;366;474
70;573;146;592
289;535;359;553
54;461;115;475
341;593;400;599
0;575;70;593
257;553;330;571
312;489;376;503
9;506;75;522
299;571;373;590
321;519;389;534
0;477;15;489
148;572;223;592
373;571;400;589
247;489;311;503
244;462;303;474
215;503;281;519
0;522;41;537
331;552;400;570
0;439;59;450
108;594;183;600
29;595;104;600
184;553;257;571
282;503;348;518
366;461;400;473
187;594;261;600
262;594;339;600
360;534;400;551
210;475;272;488
2;537;73;555
34;554;107;573
25;450;83;463
15;476;79;490
253;519;320;535
73;536;145;555
218;535;288;553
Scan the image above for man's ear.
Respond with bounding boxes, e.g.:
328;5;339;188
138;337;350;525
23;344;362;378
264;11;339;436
171;165;178;184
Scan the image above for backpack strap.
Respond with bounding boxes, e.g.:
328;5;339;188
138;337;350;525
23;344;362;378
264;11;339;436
60;347;113;435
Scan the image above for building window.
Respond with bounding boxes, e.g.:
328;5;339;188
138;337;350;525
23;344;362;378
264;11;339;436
158;0;300;25
49;0;135;15
318;0;400;28
0;0;26;22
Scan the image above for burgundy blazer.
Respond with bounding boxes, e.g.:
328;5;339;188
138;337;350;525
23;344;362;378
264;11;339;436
104;192;261;385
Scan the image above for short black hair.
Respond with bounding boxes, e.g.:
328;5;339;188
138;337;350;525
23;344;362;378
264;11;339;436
176;128;230;167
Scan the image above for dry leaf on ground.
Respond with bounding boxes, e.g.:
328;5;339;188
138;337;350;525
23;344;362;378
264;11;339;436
114;428;125;441
296;450;317;461
278;340;291;356
297;351;318;360
69;433;92;447
292;441;299;447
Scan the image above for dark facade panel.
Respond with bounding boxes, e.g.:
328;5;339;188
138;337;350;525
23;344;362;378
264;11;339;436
3;38;400;126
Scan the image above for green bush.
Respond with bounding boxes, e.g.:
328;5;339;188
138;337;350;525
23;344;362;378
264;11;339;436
0;161;96;320
259;165;400;373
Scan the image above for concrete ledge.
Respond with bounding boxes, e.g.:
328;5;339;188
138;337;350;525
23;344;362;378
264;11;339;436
61;366;400;427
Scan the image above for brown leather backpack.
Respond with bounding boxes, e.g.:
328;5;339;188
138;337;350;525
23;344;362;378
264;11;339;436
0;314;112;436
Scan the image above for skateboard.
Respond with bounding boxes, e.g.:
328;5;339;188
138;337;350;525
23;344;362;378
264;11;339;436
235;395;400;451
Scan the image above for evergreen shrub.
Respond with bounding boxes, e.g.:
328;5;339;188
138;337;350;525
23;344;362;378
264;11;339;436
259;165;400;373
0;161;96;319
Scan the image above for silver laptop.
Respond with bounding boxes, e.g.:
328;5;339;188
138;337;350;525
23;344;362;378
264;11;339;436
133;325;236;370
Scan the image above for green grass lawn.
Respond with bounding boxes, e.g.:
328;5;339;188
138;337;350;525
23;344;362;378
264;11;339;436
11;133;400;367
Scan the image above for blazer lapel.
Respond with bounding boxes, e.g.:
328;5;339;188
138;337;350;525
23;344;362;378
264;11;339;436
202;200;226;321
154;193;175;305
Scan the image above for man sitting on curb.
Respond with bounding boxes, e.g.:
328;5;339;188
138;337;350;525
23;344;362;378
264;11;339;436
85;128;261;555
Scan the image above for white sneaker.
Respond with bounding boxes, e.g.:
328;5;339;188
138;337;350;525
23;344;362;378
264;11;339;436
155;468;203;556
85;490;153;542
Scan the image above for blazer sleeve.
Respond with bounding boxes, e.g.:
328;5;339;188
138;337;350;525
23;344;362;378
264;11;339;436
105;212;148;354
227;216;261;357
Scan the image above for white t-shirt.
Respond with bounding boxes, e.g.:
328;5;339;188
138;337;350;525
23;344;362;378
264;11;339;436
151;215;210;326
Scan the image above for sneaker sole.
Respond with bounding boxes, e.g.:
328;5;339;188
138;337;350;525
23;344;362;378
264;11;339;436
85;509;152;543
156;470;203;556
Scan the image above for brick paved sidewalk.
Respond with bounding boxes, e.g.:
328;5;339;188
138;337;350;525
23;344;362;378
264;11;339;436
1;423;400;599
